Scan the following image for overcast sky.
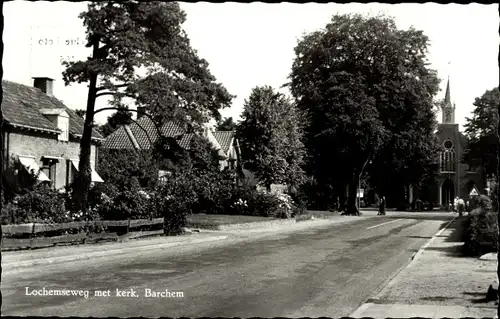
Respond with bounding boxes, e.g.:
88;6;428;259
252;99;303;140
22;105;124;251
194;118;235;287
3;2;498;129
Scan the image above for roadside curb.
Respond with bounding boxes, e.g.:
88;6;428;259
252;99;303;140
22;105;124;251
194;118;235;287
2;235;228;272
409;216;457;266
350;215;458;316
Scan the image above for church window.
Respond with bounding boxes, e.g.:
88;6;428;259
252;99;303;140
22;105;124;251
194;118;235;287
440;147;456;172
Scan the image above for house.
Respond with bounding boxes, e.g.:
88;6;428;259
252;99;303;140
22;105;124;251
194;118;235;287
100;108;241;178
2;78;104;190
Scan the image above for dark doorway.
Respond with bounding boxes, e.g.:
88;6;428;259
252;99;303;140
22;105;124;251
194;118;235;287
442;178;455;208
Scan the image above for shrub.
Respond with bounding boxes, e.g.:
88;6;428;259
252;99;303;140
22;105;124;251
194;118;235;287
225;187;293;218
490;182;498;212
190;170;235;215
0;184;68;225
154;174;197;235
463;208;498;256
469;194;492;212
102;189;155;220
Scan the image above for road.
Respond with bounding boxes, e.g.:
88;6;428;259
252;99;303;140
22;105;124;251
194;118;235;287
1;212;454;317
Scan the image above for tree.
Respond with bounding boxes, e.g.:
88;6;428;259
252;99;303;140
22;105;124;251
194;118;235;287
237;86;306;191
463;87;499;179
216;117;238;131
62;1;233;213
97;149;158;191
288;14;440;214
75;109;87;118
99;107;133;137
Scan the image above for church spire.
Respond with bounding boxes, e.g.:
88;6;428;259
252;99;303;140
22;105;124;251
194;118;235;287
444;76;451;106
441;75;455;124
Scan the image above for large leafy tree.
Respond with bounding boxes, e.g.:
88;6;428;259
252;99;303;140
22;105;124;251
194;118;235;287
289;14;440;214
237;86;306;191
463;87;499;179
62;1;233;212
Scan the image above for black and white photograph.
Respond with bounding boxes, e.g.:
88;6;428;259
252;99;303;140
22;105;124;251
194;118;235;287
0;1;498;317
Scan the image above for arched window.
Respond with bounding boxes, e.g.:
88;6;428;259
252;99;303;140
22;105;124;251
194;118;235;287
440;140;456;172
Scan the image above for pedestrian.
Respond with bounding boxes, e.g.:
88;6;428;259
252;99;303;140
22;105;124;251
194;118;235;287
453;197;459;212
377;195;386;216
457;198;465;216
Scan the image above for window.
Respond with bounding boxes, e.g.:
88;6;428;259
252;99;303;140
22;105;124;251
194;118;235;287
443;140;453;149
439;149;456;172
58;115;69;141
41;158;57;186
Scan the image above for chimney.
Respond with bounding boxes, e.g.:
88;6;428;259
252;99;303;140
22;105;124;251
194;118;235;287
33;77;54;97
137;107;146;119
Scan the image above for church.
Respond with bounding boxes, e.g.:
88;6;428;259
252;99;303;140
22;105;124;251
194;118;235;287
432;77;484;207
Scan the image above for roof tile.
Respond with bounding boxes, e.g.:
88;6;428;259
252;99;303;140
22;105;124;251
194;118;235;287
213;131;235;154
2;80;103;140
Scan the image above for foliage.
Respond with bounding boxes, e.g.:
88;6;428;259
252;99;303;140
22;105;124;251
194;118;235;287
216;117;238;131
469;194;493;212
1;184;68;225
2;155;39;204
237;85;306;191
288;13;440;213
102;188;156;220
155;174;196;235
75;109;87;118
463;209;498;256
490;181;498;212
98;148;159;191
99;107;133;137
63;1;233;213
463;87;499;178
225;186;294;219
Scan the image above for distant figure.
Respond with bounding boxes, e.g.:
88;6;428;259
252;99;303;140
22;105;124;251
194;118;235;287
453;197;459;212
457;198;465;216
377;196;386;216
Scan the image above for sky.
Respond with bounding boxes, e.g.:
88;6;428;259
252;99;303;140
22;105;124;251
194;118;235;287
3;2;498;130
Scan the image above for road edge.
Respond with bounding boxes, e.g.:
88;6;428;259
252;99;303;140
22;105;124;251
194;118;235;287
2;235;229;273
350;215;458;317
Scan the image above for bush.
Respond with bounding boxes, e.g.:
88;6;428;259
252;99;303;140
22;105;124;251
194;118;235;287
154;174;197;235
190;170;235;215
102;189;156;220
224;186;294;218
490;182;498;212
463;208;498;256
469;194;492;212
1;184;68;225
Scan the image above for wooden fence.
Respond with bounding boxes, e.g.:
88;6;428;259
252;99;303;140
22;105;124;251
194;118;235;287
1;218;165;251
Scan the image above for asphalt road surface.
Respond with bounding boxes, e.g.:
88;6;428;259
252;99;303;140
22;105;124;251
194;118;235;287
2;212;454;317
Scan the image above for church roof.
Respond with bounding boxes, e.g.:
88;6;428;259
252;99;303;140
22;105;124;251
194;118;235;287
444;77;452;107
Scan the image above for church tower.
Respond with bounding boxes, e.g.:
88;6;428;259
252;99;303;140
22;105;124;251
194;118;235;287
432;74;485;209
441;77;456;124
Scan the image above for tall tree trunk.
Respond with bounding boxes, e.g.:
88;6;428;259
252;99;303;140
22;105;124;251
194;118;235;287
338;187;346;212
72;41;99;213
496;29;500;314
345;171;359;215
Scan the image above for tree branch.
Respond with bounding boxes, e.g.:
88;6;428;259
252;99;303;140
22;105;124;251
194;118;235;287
95;91;136;99
96;83;129;91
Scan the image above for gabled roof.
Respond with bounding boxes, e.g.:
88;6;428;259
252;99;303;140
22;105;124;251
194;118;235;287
102;115;234;158
2;80;104;140
102;116;195;150
213;131;235;154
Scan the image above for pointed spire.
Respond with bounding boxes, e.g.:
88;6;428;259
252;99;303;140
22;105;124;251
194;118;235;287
444;76;451;106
